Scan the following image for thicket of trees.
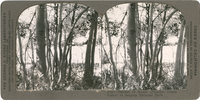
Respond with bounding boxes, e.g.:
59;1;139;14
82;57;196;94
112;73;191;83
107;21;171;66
16;3;187;90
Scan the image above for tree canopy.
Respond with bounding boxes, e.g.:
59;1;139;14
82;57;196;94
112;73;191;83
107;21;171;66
17;3;187;90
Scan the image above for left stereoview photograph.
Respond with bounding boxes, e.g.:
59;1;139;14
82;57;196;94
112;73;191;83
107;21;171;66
16;2;187;91
16;3;100;90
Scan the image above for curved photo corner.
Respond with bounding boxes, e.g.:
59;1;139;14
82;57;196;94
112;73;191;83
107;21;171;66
16;2;187;91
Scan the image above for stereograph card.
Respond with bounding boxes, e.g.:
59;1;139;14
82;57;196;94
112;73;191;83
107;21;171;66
1;0;200;100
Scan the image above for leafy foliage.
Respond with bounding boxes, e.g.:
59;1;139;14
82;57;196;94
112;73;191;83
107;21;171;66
16;3;187;91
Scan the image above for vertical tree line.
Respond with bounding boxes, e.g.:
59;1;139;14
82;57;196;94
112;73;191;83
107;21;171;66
83;11;98;89
17;3;187;90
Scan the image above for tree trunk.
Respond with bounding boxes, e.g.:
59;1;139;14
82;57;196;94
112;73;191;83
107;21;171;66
91;13;98;76
83;12;98;89
18;24;28;90
127;3;138;76
44;4;51;87
53;4;59;82
59;3;63;64
174;19;185;82
68;47;72;81
36;4;47;77
57;3;65;85
31;29;35;90
122;28;127;89
105;13;120;89
181;33;186;76
158;46;163;81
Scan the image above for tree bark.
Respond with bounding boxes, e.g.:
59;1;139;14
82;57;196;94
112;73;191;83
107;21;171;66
36;4;47;77
91;13;98;76
105;13;120;89
127;3;138;76
83;12;98;89
181;33;186;76
59;3;63;64
174;19;185;82
18;24;28;90
53;4;59;77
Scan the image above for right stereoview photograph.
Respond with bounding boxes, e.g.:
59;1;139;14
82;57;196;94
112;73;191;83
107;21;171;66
102;3;187;90
16;2;187;91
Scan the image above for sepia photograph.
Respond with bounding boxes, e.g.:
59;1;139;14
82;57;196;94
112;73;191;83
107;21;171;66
16;2;187;91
